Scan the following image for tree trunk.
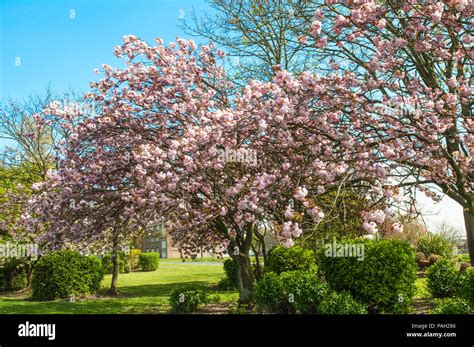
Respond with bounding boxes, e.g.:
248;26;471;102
232;252;255;307
110;247;119;295
252;244;262;280
26;260;36;288
464;208;474;266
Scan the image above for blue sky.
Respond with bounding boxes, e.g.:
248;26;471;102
0;0;212;101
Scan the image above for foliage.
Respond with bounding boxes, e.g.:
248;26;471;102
101;252;125;274
126;249;142;272
459;267;474;305
31;250;104;301
318;239;417;313
266;246;317;274
299;190;368;250
222;258;238;287
138;252;160;272
318;291;368;315
430;297;471;315
426;260;463;299
256;269;328;314
0;257;28;292
169;287;208;313
416;233;455;259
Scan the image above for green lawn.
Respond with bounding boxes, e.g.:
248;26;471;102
0;262;238;314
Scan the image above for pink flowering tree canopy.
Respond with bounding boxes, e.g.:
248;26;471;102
24;35;398;302
303;0;473;262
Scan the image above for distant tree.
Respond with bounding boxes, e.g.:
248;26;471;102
183;0;319;84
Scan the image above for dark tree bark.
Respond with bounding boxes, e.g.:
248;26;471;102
231;252;255;306
110;245;119;295
464;208;474;266
26;258;37;288
228;223;255;307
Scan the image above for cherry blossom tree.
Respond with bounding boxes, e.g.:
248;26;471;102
22;35;398;302
302;0;473;263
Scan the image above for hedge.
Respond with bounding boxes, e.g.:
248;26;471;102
318;239;417;313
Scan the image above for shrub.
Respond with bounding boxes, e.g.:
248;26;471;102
101;252;125;274
138;252;160;271
426;259;462;298
169;288;208;313
32;251;104;301
427;254;442;266
266;245;316;274
318;291;368;314
459;267;474;305
216;276;235;291
126;249;142;272
256;269;328;313
416;233;454;259
218;258;259;289
318;239;417;313
415;252;430;270
0;258;28;292
222;258;238;287
430;297;471;314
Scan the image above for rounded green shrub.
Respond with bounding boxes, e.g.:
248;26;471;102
416;234;454;259
318;291;368;314
223;258;238;287
459;267;474;305
266;245;316;274
169;288;208;313
32;250;104;301
101;252;125;274
430;297;471;314
256;269;328;313
138;252;160;271
426;259;462;298
318;239;417;313
126;249;142;272
218;258;258;289
0;258;28;292
216;276;235;291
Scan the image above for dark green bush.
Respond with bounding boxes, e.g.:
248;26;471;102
32;250;104;301
318;291;368;314
138;252;160;271
266;245;316;274
216;276;235;291
218;258;259;289
0;258;28;292
459;267;474;305
318;239;417;313
430;297;471;314
223;258;238;287
256;269;328;313
169;288;208;313
426;259;462;298
416;234;454;259
101;252;125;274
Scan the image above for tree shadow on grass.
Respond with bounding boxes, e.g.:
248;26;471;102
114;281;215;298
0;281;218;314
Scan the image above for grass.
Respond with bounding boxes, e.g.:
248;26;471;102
0;262;238;314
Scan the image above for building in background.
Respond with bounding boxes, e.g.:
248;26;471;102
142;224;220;259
